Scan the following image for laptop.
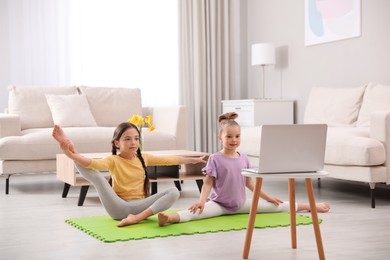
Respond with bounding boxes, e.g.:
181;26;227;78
242;124;327;174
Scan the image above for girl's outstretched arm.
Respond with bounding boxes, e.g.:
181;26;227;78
52;124;92;167
245;177;283;205
188;175;214;214
178;155;208;165
60;142;92;167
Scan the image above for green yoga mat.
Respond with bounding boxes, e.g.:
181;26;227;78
66;212;320;243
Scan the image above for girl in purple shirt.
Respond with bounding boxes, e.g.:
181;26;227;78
158;112;330;226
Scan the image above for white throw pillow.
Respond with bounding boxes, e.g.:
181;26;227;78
78;86;143;126
304;86;365;126
356;82;390;127
8;85;78;129
45;94;97;127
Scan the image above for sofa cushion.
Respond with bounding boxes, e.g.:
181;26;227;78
8;85;78;130
304;86;365;126
141;129;177;151
78;86;143;127
356;82;390;127
0;127;177;160
45;94;97;127
0;114;20;138
325;127;385;166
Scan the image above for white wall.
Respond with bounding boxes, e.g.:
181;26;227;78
0;0;9;112
246;0;390;123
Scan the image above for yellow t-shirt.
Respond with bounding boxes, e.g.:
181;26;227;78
87;153;180;200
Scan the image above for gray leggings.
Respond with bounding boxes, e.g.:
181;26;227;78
75;163;180;220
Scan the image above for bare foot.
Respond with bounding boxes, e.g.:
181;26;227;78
158;212;169;227
52;125;75;153
117;214;140;227
297;202;330;213
52;125;67;143
316;202;330;213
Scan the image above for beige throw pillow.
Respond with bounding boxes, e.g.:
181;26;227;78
304;86;365;126
45;94;97;127
356;82;390;127
78;86;143;126
8;85;78;130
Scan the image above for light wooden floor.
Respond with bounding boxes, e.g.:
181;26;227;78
1;173;390;260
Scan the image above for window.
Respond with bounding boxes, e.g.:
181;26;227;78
69;0;179;106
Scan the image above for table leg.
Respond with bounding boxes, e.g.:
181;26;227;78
5;174;11;194
288;178;297;249
78;185;89;206
195;179;203;192
242;177;262;259
151;183;157;195
174;180;182;191
305;178;325;260
62;183;71;198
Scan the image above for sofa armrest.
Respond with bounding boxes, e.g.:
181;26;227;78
142;106;188;150
370;110;390;184
370;111;390;142
0;113;21;138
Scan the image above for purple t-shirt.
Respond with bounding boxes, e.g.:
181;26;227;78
202;152;251;211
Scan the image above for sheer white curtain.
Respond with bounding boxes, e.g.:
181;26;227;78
2;0;72;87
68;0;179;106
0;0;178;109
179;0;244;152
0;0;72;111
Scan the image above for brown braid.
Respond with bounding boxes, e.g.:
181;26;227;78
137;149;150;197
111;122;150;197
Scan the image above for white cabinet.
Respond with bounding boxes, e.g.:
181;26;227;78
221;99;294;127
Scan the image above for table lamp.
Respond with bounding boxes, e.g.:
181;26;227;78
251;43;275;99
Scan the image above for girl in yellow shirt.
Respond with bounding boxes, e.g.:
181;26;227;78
53;122;205;227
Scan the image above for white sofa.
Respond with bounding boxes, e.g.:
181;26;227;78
239;82;390;208
0;85;188;194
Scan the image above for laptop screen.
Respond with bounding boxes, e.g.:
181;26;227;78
254;124;327;174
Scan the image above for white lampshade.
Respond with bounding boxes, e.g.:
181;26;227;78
251;43;275;66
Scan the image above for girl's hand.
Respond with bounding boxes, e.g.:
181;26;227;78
192;155;208;164
265;195;283;206
188;202;205;214
59;140;91;167
179;155;208;165
60;141;75;158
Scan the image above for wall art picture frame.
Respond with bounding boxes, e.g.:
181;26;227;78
305;0;361;46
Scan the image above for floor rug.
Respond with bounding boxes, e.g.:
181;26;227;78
65;212;320;243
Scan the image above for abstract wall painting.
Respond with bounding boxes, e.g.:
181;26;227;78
305;0;361;46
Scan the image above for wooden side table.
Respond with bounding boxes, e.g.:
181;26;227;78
241;171;328;260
